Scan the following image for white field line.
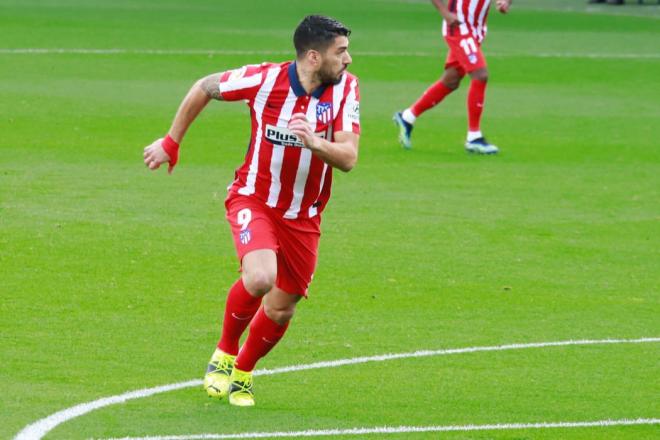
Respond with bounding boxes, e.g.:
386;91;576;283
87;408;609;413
13;337;660;440
101;418;660;440
1;48;660;59
253;337;660;377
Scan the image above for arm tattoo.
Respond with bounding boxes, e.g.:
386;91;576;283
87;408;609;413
200;74;223;100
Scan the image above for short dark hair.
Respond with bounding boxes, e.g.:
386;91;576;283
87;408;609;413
293;15;351;58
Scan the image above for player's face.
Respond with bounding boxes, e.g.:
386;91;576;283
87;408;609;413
318;36;352;85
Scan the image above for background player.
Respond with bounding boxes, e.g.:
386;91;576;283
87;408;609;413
142;15;360;407
394;0;512;154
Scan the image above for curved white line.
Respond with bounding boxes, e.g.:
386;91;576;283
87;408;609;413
14;337;660;440
0;48;659;59
14;380;201;440
103;418;660;440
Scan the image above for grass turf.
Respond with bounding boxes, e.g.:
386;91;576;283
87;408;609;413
1;0;659;438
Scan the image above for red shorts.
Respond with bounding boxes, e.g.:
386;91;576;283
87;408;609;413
225;195;321;297
444;35;487;75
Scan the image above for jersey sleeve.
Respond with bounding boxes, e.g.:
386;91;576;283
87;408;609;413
217;64;265;102
333;76;360;135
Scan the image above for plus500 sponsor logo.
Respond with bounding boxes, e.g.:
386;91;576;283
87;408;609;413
265;125;326;148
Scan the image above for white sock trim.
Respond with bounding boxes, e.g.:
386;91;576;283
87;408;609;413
467;131;483;142
402;109;416;125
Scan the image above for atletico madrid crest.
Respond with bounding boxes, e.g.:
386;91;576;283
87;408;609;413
239;229;251;245
316;102;333;124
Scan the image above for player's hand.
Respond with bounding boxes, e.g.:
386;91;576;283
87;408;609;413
143;138;173;173
496;0;511;14
288;113;321;151
443;12;461;27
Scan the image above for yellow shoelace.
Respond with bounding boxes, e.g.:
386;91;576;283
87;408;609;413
232;371;253;393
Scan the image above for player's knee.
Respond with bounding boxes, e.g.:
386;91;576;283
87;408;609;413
443;79;460;90
471;69;489;83
242;270;275;296
440;69;462;90
264;303;295;325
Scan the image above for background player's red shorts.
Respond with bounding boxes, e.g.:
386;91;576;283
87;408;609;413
444;35;487;75
225;195;320;297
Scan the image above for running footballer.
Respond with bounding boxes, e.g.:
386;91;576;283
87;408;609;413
143;15;360;407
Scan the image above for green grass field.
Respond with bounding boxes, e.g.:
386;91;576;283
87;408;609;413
2;0;659;439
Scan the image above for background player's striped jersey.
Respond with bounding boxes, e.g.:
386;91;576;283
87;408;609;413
442;0;492;43
218;61;360;220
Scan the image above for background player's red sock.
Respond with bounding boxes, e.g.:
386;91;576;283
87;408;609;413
410;80;454;118
467;79;487;134
217;279;262;355
234;307;289;371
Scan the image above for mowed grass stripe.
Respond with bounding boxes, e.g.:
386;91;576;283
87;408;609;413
2;48;660;59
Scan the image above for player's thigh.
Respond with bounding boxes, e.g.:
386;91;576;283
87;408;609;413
274;219;320;297
225;196;279;293
242;249;277;294
226;195;278;256
444;47;466;80
445;35;487;74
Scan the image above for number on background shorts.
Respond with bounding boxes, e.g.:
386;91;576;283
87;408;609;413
460;37;478;55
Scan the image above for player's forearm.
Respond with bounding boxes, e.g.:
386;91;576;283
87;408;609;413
166;81;212;143
308;138;358;172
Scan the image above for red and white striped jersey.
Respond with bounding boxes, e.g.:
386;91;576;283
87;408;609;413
218;61;360;220
442;0;492;43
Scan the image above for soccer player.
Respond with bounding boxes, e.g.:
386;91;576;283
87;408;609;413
142;15;360;406
393;0;512;154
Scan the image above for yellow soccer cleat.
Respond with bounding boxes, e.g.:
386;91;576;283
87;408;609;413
203;349;235;399
228;367;255;407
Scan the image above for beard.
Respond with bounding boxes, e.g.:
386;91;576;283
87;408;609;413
318;64;345;85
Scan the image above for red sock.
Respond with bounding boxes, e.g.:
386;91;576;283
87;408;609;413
467;79;487;132
217;279;262;356
410;80;454;117
234;307;289;371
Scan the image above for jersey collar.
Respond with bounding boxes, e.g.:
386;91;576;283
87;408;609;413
288;61;327;99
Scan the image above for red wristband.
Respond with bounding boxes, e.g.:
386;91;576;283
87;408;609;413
161;134;180;171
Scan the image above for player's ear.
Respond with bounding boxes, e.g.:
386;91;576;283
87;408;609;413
306;49;321;67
